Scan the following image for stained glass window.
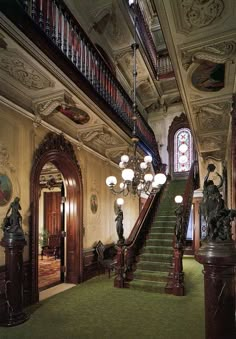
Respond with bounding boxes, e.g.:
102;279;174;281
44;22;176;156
174;128;192;172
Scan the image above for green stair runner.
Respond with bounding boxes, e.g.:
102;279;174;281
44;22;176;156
129;179;187;293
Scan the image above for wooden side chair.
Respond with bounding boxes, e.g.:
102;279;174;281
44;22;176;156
95;240;117;278
41;234;60;260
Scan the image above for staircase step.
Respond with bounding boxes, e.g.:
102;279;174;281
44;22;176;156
146;239;173;246
133;270;169;282
129;279;166;293
143;246;173;255
148;233;173;240
140;253;173;263
137;261;173;272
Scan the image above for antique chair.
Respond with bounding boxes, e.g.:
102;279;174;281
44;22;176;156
95;240;117;278
41;234;60;260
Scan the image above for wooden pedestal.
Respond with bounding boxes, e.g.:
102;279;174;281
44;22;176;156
0;235;29;326
195;241;236;339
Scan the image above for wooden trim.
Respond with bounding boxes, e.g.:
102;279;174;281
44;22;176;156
30;133;83;304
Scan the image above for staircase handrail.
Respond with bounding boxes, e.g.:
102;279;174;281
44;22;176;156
172;160;199;296
1;0;161;167
125;184;166;249
182;160;199;241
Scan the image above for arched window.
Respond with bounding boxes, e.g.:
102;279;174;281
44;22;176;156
174;128;192;173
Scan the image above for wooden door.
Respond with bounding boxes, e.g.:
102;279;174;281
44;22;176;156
44;192;61;235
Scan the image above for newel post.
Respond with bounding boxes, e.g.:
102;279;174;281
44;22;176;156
0;197;29;326
195;164;236;339
114;244;126;288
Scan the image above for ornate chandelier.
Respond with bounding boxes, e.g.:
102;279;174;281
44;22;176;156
105;0;166;197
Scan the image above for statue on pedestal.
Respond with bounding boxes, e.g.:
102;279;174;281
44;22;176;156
115;207;124;244
1;197;25;240
200;164;236;241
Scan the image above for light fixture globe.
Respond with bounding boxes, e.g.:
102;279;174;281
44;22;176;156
121;155;129;163
122;168;134;181
119;161;125;169
175;195;183;204
140;162;148;170
117;198;124;206
106;176;117;187
154;173;167;185
144;173;153;182
144;155;152;163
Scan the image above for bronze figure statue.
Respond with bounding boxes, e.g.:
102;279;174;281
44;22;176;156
115;207;124;244
1;197;24;239
200;164;235;241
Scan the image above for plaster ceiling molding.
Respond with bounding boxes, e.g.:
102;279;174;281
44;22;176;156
101;0;128;48
160;78;178;93
105;146;130;163
0;32;8;49
91;5;112;35
201;150;225;161
32;90;73;117
0;143;15;173
199;134;225;153
0;49;54;90
170;0;225;35
181;40;236;71
194;101;231;131
77;124;122;152
136;77;156;106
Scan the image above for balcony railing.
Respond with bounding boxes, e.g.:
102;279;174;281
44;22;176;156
157;54;174;79
1;0;162;166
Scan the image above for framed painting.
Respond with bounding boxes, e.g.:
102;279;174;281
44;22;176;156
0;174;12;206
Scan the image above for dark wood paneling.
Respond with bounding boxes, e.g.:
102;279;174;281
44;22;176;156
44;192;61;235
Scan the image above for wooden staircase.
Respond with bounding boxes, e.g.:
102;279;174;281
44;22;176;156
129;180;187;293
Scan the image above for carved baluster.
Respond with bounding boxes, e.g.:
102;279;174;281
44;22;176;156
31;0;37;20
63;12;68;55
80;37;84;74
56;5;62;50
51;0;56;43
68;19;72;60
45;0;50;36
38;0;44;28
22;0;30;13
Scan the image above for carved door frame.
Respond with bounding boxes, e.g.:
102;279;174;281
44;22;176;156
30;133;83;303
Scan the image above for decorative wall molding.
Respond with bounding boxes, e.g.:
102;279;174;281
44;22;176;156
0;49;54;90
77;124;120;147
32;90;74;116
181;0;224;29
182;40;236;70
193;101;231;131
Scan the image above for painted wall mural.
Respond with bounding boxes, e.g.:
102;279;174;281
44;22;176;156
0;174;12;206
192;61;225;92
58;105;90;125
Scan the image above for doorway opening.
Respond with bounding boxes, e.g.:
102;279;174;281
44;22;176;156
38;162;66;291
30;132;83;304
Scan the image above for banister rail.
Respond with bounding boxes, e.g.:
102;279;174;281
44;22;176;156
120;183;166;285
1;0;162;166
172;160;199;296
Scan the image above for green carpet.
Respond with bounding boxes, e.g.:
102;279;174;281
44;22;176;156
130;180;187;293
0;257;204;339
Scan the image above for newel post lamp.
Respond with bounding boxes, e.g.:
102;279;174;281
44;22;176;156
114;198;126;288
173;195;184;296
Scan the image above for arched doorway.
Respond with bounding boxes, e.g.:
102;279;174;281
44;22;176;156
30;133;83;303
